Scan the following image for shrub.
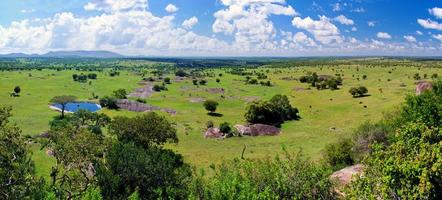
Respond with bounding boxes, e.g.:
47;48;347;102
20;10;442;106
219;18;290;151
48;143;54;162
206;121;214;128
153;84;167;92
99;96;119;109
113;89;128;99
203;100;219;113
323;138;355;170
245;94;299;125
199;80;207;85
164;77;171;84
175;69;188;77
349;86;368;97
219;122;231;135
190;151;336;199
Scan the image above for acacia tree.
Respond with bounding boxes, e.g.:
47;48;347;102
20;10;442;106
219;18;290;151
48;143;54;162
50;95;77;118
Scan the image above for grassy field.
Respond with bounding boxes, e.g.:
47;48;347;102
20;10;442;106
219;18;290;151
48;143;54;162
0;64;439;176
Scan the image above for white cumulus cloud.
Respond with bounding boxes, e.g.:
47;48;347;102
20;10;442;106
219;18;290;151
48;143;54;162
292;16;342;44
433;34;442;42
182;16;198;29
367;21;376;27
418;18;442;31
377;32;391;39
404;35;416;43
213;0;298;51
429;7;442;19
0;2;230;55
334;15;354;25
83;0;148;12
165;4;178;13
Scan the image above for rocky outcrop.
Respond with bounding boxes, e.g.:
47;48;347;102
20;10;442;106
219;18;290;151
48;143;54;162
416;81;432;95
116;99;176;115
204;127;223;138
331;164;365;186
234;124;280;136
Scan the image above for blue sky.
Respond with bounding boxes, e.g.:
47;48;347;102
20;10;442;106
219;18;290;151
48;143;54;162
0;0;441;56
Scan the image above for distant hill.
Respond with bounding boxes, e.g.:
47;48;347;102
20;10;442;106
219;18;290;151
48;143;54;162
0;50;124;58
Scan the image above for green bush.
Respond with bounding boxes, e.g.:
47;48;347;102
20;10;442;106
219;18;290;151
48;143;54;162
245;94;299;125
190;151;336;200
323;138;355;170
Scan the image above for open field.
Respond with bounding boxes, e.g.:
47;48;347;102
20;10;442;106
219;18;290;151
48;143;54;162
1;61;441;175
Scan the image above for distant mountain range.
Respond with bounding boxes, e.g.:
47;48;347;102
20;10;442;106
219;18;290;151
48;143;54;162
0;50;124;58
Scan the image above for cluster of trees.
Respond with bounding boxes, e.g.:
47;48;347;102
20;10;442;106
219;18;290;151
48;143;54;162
2;106;194;199
324;79;442;199
72;73;97;82
245;76;272;86
299;73;342;90
245;94;300;125
153;84;167;92
192;79;207;86
349;86;369;98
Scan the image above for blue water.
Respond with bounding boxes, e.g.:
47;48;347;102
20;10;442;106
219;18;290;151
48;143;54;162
52;102;101;113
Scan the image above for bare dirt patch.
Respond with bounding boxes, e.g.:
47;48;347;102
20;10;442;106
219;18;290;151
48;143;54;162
242;96;260;103
189;97;206;103
128;82;154;98
293;87;307;91
205;88;225;94
116;99;176;115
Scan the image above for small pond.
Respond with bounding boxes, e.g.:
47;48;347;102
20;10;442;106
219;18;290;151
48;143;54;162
50;102;102;113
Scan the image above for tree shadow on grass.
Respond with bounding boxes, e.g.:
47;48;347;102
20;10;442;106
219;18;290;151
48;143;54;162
207;112;223;117
353;94;371;98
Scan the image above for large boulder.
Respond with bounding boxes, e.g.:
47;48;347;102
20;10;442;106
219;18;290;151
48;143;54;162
204;127;223;138
416;81;432;95
234;124;280;136
234;124;252;135
331;164;365;186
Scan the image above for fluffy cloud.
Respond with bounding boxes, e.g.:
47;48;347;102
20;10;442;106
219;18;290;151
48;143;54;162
429;7;442;19
280;31;317;48
404;35;417;43
433;34;442;42
213;0;297;50
182;16;198;29
291;16;342;44
0;3;230;55
332;3;341;12
165;4;178;13
418;19;442;31
377;32;391;39
367;21;376;27
334;15;354;25
416;30;423;35
83;0;148;12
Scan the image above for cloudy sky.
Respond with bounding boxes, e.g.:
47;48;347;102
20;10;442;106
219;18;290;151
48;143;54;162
0;0;441;56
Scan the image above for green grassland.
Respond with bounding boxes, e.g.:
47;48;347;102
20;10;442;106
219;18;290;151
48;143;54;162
0;63;440;176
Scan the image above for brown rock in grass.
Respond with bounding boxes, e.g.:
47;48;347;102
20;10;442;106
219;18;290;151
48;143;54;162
331;164;365;187
204;127;223;138
234;124;280;136
416;81;432;95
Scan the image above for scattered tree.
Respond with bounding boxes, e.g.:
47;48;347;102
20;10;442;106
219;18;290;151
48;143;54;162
113;89;128;99
203;100;219;113
50;95;77;118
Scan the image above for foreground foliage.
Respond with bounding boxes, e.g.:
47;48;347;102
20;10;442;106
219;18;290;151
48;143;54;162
190;151;336;200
